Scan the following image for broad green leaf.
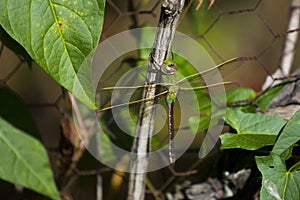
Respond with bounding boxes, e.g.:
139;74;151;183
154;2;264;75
151;136;161;148
226;87;256;102
74;101;116;164
256;153;300;200
196;93;212;115
187;88;222;134
220;108;286;150
188;115;210;134
272;110;300;157
0;85;39;139
96;122;116;164
226;87;257;113
240;105;257;113
220;133;278;150
175;56;200;79
225;108;286;135
256;83;286;112
0;0;105;109
139;24;155;60
0;117;59;200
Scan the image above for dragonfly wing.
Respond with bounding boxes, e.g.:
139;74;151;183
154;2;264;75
176;57;255;86
98;85;168;112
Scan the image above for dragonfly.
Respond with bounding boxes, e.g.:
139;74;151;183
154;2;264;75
97;55;239;164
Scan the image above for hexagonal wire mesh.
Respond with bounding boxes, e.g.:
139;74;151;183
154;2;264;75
0;0;299;199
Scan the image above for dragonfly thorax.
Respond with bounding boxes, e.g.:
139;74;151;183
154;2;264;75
166;84;179;106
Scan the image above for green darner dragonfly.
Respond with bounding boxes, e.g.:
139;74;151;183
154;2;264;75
97;55;240;164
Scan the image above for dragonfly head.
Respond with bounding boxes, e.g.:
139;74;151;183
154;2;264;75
161;60;178;75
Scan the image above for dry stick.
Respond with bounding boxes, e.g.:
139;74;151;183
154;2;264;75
262;0;300;89
127;1;185;200
96;175;103;200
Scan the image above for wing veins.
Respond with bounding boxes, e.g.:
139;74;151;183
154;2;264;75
98;89;169;112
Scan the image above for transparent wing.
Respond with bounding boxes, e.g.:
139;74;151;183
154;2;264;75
176;57;255;87
176;80;239;138
97;72;168;112
95;56;241;161
97;63;169;136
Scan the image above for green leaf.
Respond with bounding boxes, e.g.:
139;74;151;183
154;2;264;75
0;0;105;109
256;83;285;112
256;153;300;200
226;87;257;113
226;87;256;102
139;24;155;60
151;136;162;148
188;115;210;134
220;133;278;150
220;108;286;150
0;117;59;200
272;110;300;157
96;122;116;164
0;85;39;139
240;105;257;113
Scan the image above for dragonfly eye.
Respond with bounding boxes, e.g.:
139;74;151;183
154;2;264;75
161;61;178;75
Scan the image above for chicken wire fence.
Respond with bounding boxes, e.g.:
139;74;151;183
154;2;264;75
0;0;299;199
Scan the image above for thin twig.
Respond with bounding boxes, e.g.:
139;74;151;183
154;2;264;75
74;168;112;176
97;175;103;200
127;0;186;200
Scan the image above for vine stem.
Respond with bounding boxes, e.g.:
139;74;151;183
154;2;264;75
127;0;185;200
